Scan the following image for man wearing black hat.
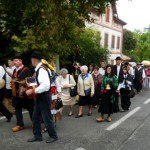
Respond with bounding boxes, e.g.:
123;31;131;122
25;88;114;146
113;56;124;112
26;51;58;143
134;63;146;93
11;56;34;132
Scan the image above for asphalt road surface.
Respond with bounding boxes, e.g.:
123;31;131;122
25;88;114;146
0;90;150;150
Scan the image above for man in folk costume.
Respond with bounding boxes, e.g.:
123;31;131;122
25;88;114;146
11;56;34;132
134;63;146;93
26;51;58;143
0;66;13;122
113;56;124;112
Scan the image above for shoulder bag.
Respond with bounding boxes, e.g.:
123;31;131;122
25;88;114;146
69;75;78;97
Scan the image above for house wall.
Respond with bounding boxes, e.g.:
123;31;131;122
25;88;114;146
86;5;124;64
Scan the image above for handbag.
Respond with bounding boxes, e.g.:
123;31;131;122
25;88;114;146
69;75;78;97
128;86;135;98
83;80;91;96
55;98;63;110
84;88;91;96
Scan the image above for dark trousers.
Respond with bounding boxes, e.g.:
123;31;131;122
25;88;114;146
13;97;34;126
113;93;120;113
120;89;131;110
32;92;57;139
134;80;142;92
0;88;12;119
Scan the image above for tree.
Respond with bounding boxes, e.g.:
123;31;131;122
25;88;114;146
124;30;150;62
0;0;116;64
123;29;137;51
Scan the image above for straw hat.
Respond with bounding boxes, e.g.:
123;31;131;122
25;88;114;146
0;79;5;89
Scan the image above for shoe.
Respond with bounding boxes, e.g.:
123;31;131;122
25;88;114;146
27;137;42;142
12;125;24;132
120;109;125;112
75;114;83;118
96;117;104;122
107;117;112;122
46;137;58;143
68;113;73;116
7;116;12;122
87;113;92;116
6;114;13;122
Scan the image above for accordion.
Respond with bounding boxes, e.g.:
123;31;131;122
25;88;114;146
11;77;37;99
11;78;26;98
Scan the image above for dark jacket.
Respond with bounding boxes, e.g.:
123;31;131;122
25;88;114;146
113;64;123;83
134;67;143;81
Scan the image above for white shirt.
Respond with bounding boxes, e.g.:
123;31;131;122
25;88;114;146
51;76;61;93
35;62;50;94
99;67;105;75
138;67;146;78
6;66;16;89
117;64;121;78
117;74;132;91
0;66;5;79
128;67;134;76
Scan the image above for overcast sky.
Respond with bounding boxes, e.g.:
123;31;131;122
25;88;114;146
116;0;150;31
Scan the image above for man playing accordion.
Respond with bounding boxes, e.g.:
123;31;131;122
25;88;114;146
11;56;34;132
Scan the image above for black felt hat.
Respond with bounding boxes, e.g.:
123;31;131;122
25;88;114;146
116;56;122;61
31;51;42;60
11;55;23;61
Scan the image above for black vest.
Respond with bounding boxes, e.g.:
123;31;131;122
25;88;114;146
135;68;143;80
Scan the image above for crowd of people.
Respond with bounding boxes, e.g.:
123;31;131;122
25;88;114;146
0;52;150;143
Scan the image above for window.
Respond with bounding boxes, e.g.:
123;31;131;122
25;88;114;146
117;36;120;49
111;35;115;48
105;8;110;22
104;33;109;48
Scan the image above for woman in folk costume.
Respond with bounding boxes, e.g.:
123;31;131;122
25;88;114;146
96;65;118;122
117;65;134;112
92;66;102;108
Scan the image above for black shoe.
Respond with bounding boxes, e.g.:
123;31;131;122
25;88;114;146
87;113;92;116
27;137;42;142
46;137;58;143
75;114;83;118
6;115;13;122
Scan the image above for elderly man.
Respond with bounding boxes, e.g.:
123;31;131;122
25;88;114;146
0;66;12;122
11;56;34;132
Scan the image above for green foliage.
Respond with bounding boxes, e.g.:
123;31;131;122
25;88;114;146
74;28;108;65
123;29;150;62
0;0;115;64
123;29;137;51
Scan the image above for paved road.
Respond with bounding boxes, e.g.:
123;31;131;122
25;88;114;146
0;90;150;150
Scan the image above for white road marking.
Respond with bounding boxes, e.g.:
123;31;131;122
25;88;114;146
144;98;150;104
106;107;141;131
0;111;28;120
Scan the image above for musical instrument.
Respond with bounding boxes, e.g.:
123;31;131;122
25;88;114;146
11;77;37;99
106;84;111;90
11;78;26;98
